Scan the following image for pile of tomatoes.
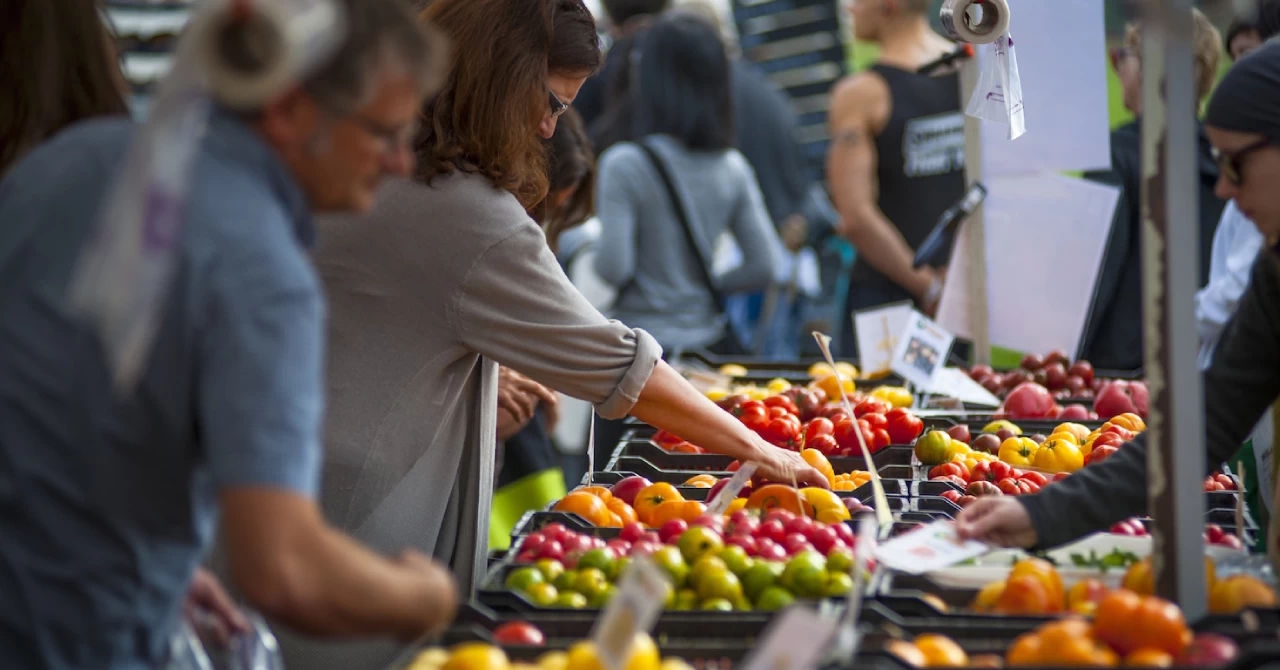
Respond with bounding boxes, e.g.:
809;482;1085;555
1203;473;1238;492
656;391;924;458
930;459;1067;507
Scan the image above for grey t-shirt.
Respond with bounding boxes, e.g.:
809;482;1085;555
0;117;324;669
594;135;783;351
283;173;661;670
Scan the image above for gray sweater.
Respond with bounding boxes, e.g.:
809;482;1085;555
1022;246;1280;547
594;136;783;351
282;173;661;670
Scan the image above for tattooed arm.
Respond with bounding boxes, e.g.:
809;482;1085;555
827;72;943;311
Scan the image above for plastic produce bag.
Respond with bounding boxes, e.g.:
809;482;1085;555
165;612;284;670
965;33;1026;140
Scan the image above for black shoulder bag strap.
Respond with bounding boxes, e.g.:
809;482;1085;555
635;141;727;312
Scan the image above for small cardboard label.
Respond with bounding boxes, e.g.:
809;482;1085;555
706;463;758;515
739;606;838;670
854;302;913;377
590;557;669;670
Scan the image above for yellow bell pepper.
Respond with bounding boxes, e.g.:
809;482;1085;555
871;386;914;408
998;437;1039;467
1031;437;1084;473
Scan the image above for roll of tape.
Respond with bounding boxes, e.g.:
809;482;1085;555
940;0;1010;45
191;0;344;110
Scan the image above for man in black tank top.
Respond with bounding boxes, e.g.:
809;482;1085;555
827;0;965;357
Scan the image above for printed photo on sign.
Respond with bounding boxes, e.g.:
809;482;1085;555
890;312;955;389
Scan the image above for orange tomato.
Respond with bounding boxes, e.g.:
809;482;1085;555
1124;649;1174;667
1005;633;1044;666
602;513;623;528
1111;413;1146;432
1039;623;1119;667
1068;579;1111;609
1210;574;1278;613
670;442;704;454
606;497;638;525
679;500;707;522
885;640;927;667
913;634;968;667
972;580;1006;612
745;484;814;517
1009;558;1064;611
634;483;682;525
1094;591;1191;657
577;486;613;501
554;492;611;526
1123;558;1216;596
996;576;1052;615
833;481;856;491
684;474;718;488
800;449;836;486
648;500;688;527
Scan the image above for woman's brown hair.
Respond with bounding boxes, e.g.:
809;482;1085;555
0;0;129;177
537;107;595;252
417;0;601;209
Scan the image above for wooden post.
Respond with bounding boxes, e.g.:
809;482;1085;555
1140;0;1207;619
959;59;990;366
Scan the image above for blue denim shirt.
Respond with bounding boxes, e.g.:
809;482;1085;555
0;114;324;669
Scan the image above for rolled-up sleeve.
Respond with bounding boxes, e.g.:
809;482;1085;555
198;241;325;496
452;224;663;419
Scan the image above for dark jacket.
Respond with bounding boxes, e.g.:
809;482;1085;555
1080;120;1227;371
1023;245;1280;548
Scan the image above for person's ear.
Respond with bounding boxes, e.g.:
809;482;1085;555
258;88;323;148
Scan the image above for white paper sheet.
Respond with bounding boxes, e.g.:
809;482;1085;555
936;173;1120;357
853;302;913;376
977;0;1111;175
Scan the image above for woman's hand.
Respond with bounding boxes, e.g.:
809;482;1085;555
496;367;559;430
955;496;1038;548
185;567;250;647
753;438;831;489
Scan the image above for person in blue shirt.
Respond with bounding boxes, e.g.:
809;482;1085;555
0;1;459;668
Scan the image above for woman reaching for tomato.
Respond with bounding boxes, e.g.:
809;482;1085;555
306;5;829;667
958;44;1280;556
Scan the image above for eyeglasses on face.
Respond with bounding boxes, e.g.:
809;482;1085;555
1213;137;1279;186
548;88;569;120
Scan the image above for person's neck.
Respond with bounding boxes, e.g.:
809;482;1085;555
875;16;953;70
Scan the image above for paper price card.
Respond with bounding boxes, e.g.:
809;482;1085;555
853;302;913;377
739;605;838;670
589;556;668;670
706;462;758;515
889;312;956;390
874;520;991;575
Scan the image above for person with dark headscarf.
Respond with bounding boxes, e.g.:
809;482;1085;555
953;42;1280;562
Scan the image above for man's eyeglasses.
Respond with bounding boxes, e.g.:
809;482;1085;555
548;88;569;120
347;111;419;156
1213;137;1279;186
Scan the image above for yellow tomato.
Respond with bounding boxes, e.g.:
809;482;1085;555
766;378;792;394
1053;422;1092;442
998;437;1039;467
721;498;748;516
951;442;973;456
813;374;856;400
1031;438;1084;473
871;386;914;408
537;652;569;670
718;364;748;377
1046;431;1079;446
801;487;849;520
408;649;449;670
834;361;860;378
807;362;835;378
445;643;510;670
704;387;729;401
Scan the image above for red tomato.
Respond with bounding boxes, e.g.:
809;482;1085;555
872;429;892;452
997;478;1023;496
764;395;799;416
862;412;888;430
1214;473;1236;490
972;461;1014;483
929;463;968;480
1051;472;1070;482
833;418;860;452
885;408;924;444
1017;471;1049;487
807;434;839;456
940;490;963;504
855;398;892;417
1085;445;1119;466
653;430;684;447
1021;481;1041;494
933;474;968;488
768;406;790;420
764;418;800;445
741;411;770;434
804;418;835;443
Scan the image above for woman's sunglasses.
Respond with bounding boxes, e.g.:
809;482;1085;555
1213;137;1279;186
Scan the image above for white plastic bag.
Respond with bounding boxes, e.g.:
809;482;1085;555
965;33;1027;140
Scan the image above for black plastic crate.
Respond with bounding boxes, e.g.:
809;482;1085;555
606;442;917;474
595;456;915;486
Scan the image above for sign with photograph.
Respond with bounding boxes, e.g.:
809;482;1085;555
889;311;955;389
